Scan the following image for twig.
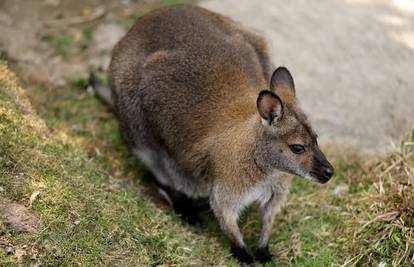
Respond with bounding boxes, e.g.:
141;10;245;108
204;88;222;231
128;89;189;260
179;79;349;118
354;211;399;237
45;6;106;28
379;157;404;177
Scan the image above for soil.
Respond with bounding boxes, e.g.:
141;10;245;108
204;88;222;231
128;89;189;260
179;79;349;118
0;200;40;233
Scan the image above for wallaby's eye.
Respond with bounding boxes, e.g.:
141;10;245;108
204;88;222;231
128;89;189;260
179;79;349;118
289;144;305;154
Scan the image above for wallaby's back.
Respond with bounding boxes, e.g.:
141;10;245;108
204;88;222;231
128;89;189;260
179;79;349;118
109;5;272;156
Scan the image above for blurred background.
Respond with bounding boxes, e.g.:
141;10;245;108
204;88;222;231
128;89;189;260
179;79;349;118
1;0;414;154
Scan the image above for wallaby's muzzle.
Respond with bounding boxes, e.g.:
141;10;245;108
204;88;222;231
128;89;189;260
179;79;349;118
311;147;335;184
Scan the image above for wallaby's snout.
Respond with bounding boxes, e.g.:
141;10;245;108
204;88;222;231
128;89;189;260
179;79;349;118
311;146;334;183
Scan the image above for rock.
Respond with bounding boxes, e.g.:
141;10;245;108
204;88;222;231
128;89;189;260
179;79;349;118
86;85;95;95
6;246;14;255
333;185;349;195
48;77;67;87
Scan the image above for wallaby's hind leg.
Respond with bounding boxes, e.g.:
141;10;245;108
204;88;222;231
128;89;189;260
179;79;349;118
133;147;203;227
147;175;203;227
154;179;203;227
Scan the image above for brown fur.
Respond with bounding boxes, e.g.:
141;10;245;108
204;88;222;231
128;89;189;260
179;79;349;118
103;5;334;264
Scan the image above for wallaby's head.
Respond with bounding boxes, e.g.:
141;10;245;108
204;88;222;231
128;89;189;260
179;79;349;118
256;67;334;183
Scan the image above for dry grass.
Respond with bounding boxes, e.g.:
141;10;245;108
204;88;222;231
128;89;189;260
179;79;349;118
346;131;414;266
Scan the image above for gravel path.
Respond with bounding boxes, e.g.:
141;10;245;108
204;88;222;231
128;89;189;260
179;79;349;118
201;0;414;155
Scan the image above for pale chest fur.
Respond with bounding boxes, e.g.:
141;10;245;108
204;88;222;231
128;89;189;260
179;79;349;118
240;172;293;210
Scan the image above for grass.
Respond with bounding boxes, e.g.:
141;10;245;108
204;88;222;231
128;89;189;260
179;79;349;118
1;59;413;267
43;30;95;60
44;34;73;60
347;132;414;265
162;0;189;6
119;0;190;30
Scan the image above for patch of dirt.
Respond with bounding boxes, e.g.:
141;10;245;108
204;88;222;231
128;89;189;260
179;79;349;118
0;200;41;233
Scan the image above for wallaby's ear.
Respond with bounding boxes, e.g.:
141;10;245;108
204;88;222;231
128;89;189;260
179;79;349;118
257;90;283;125
270;67;295;96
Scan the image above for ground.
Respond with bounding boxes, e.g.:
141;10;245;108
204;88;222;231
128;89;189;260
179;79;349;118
0;0;413;266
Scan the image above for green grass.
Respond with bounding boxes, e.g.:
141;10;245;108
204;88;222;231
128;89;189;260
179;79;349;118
44;34;73;60
119;0;190;30
1;60;413;266
162;0;188;6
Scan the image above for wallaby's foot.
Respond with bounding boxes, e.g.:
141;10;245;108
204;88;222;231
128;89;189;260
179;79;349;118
255;246;273;264
231;245;254;265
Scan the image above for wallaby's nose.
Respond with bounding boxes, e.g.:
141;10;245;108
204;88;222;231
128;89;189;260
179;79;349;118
324;167;334;179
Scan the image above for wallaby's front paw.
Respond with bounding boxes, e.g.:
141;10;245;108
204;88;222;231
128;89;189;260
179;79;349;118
231;245;254;265
255;246;273;264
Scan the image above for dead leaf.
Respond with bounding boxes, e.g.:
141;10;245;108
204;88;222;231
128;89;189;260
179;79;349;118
13;247;27;265
291;233;302;257
29;191;40;208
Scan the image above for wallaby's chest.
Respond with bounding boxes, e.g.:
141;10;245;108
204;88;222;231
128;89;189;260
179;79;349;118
240;173;292;209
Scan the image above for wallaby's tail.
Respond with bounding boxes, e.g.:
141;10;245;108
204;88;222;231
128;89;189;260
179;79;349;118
89;71;114;108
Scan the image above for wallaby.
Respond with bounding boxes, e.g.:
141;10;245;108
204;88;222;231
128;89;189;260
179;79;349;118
92;4;334;264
